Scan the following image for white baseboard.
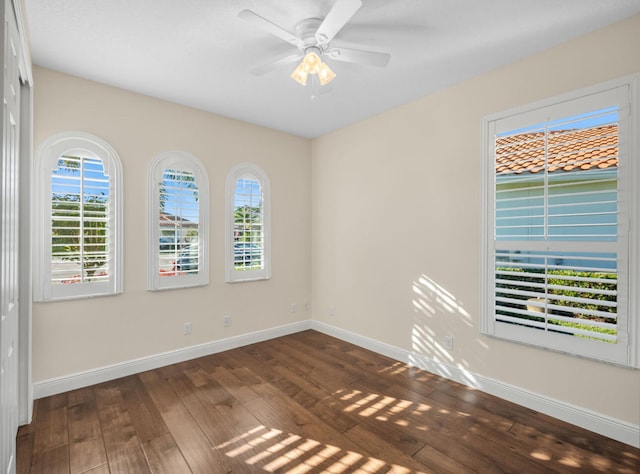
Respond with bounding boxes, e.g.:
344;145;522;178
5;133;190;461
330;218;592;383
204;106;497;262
33;318;639;448
310;320;640;448
33;320;311;400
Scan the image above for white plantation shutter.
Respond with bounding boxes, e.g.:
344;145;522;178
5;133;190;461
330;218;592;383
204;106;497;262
225;163;271;282
233;178;264;270
147;152;209;291
481;77;638;367
51;155;111;285
494;250;619;341
34;132;123;301
158;169;200;276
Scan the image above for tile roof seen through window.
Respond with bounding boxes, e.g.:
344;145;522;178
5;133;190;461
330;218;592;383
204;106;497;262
159;213;196;228
495;125;618;175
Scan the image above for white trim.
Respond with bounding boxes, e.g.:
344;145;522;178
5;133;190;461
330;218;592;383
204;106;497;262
483;74;638;126
627;74;640;369
33;320;311;400
18;68;33;425
310;320;640;448
31;318;639;447
480;74;640;368
12;0;32;85
33;131;124;301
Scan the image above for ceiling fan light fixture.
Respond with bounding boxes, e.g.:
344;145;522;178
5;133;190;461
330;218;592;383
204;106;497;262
291;51;335;87
290;62;309;86
303;51;321;71
318;61;336;85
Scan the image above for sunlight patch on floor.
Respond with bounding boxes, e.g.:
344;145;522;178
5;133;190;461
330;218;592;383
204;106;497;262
219;424;427;473
530;451;552;461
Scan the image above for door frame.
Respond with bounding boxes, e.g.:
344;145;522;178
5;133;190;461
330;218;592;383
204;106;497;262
13;0;33;426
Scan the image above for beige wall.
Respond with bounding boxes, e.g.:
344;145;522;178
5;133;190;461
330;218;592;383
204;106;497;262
311;15;640;425
32;67;312;382
33;15;639;429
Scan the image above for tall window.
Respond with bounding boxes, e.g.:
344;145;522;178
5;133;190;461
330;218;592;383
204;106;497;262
481;76;639;367
147;152;209;290
225;163;271;282
34;132;123;301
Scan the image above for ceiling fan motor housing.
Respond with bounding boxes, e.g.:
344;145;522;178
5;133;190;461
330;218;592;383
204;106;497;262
295;18;327;52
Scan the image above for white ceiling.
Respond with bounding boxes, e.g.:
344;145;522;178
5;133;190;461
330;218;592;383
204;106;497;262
24;0;640;138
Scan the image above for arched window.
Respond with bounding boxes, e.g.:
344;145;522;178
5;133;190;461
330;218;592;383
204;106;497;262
34;132;123;301
225;163;271;282
147;151;209;290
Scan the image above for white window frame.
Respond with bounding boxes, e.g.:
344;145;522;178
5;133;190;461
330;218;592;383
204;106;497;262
33;132;123;301
225;163;271;283
480;75;639;368
147;151;209;291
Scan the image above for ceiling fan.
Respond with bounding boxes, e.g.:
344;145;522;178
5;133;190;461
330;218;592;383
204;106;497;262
239;0;391;88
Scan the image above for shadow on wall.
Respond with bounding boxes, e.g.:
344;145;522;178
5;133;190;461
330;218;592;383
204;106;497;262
410;274;488;387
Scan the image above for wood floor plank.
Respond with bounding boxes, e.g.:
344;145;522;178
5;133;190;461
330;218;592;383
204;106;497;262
67;387;95;408
242;378;372;461
97;402;150;474
138;369;233;473
30;444;69;474
342;424;434;473
32;393;69;454
93;381;125;408
507;421;640;473
292;330;413;382
15;430;34;474
163;368;249;446
510;408;640;468
452;422;566;473
68;398;101;444
277;335;365;387
332;377;464;458
80;465;110;474
69;438;107;474
162;368;264;473
17;330;640;474
412;443;477;474
196;358;260;404
118;375;168;443
67;388;108;474
141;433;191;474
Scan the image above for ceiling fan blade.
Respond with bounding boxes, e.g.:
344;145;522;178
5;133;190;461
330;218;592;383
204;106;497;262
315;0;363;45
326;47;390;67
249;54;301;76
340;22;428;40
239;10;303;49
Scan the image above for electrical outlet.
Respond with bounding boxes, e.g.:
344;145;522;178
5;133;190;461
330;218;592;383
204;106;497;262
183;322;192;335
329;306;335;317
304;302;309;312
444;336;454;350
291;303;297;313
223;315;231;327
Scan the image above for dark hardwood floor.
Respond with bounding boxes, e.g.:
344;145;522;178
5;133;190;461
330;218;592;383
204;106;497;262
16;330;639;473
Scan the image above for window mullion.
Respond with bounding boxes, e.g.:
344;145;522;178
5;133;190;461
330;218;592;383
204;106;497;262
544;124;549;241
79;157;86;283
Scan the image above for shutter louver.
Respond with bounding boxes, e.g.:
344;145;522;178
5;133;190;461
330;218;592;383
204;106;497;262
495;249;618;343
233;178;264;271
158;168;200;277
148;152;209;291
51;155;110;285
